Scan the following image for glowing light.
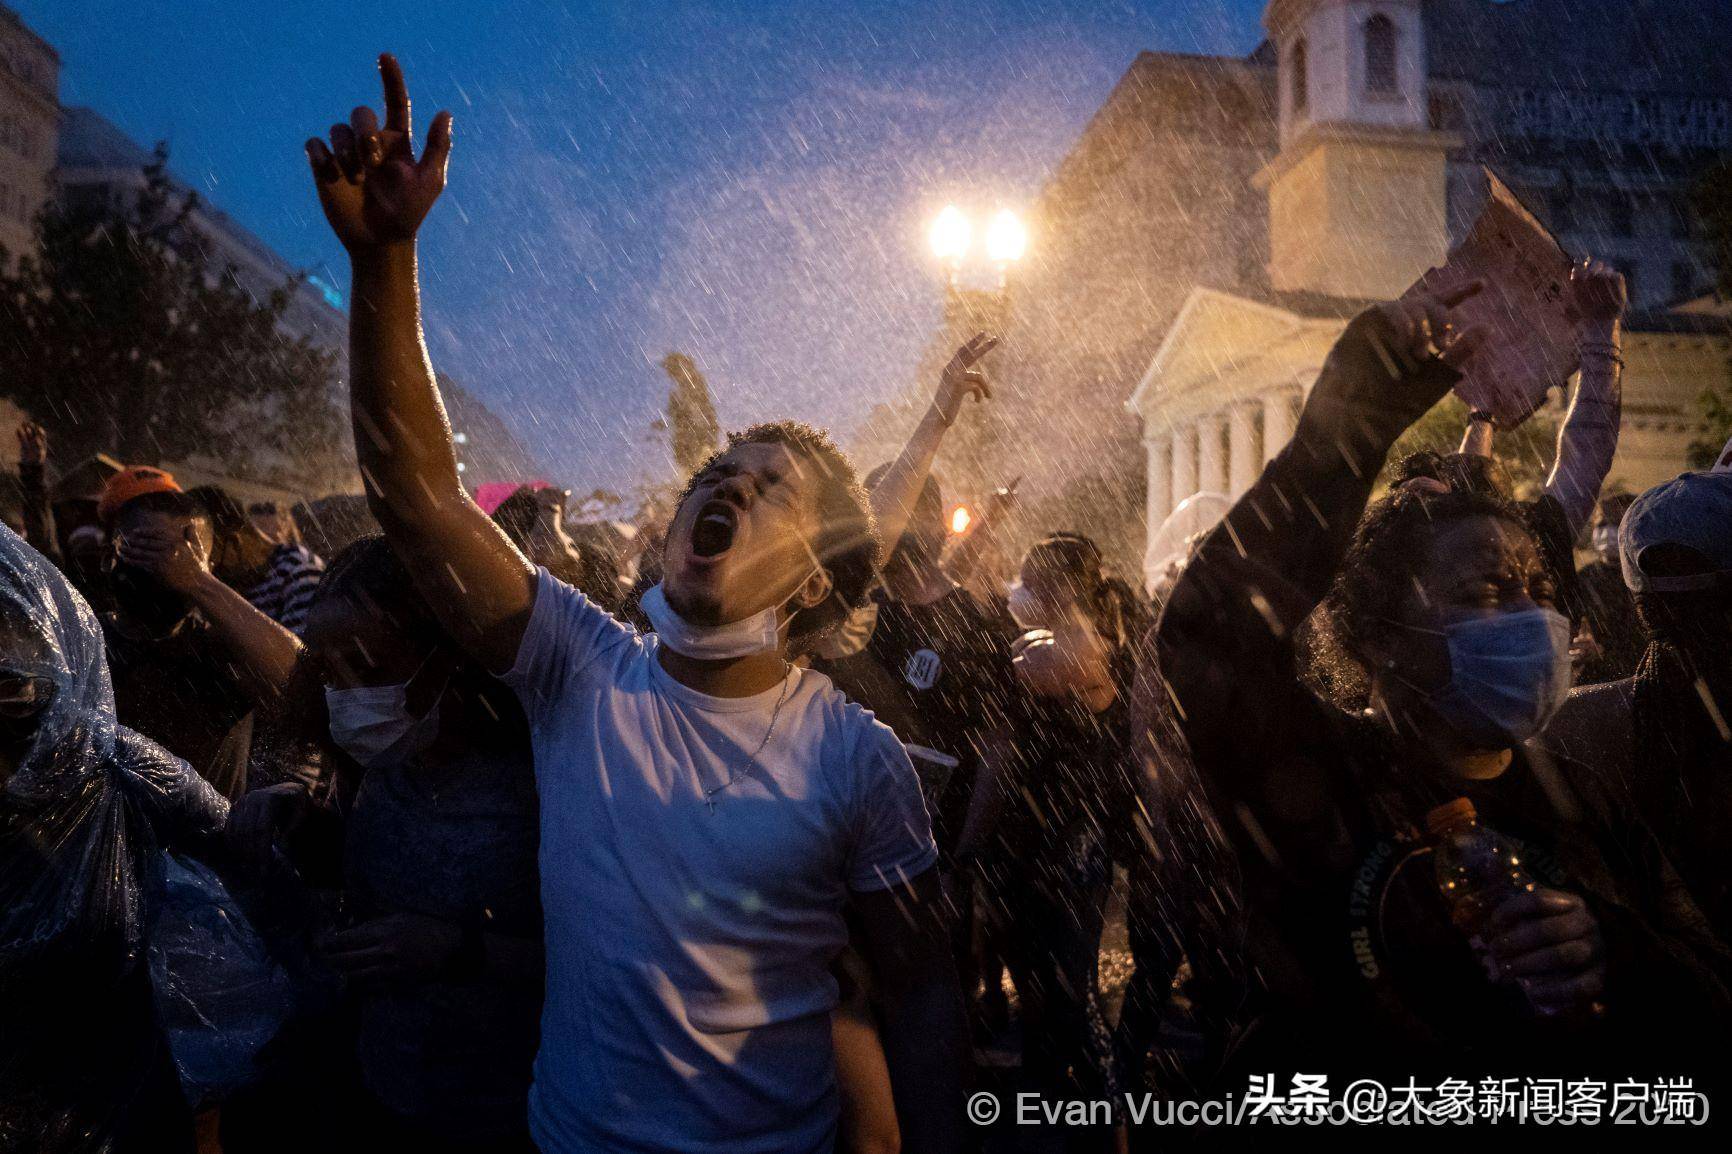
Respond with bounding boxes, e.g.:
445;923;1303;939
950;505;973;535
930;205;971;263
985;209;1027;263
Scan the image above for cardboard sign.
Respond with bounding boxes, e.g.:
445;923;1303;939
1406;169;1577;427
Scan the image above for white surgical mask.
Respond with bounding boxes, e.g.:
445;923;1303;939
641;579;815;660
325;654;452;769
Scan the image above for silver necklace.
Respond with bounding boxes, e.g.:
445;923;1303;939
705;667;795;814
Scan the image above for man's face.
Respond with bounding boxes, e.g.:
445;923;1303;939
107;505;210;629
111;506;212;566
662;441;822;626
304;585;427;690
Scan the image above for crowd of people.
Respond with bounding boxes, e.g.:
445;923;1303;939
4;52;1732;1153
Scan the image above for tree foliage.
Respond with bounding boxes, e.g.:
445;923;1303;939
660;352;720;478
0;144;342;485
1688;158;1732;469
1384;393;1561;498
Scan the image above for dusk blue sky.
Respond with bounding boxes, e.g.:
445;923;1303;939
17;1;1266;496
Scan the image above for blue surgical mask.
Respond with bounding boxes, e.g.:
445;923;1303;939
1426;608;1574;745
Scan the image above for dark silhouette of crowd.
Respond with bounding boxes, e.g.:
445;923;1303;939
4;51;1731;1154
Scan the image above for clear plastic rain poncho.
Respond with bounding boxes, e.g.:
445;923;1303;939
0;524;228;1147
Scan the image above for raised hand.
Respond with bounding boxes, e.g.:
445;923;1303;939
14;421;45;470
1567;258;1628;326
1380;280;1486;369
934;332;999;425
115;523;213;596
306;54;453;253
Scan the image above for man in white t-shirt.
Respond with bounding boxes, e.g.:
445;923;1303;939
302;56;969;1152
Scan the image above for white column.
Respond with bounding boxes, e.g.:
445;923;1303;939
1196;413;1227;495
1146;438;1172;532
1228;402;1260;498
1170;425;1197;512
1262;387;1300;464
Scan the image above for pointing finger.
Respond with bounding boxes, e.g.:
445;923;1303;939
380;53;412;136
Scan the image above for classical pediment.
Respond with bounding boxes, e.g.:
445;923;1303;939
1127;286;1343;426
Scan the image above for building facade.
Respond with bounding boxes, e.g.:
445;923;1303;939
0;3;57;266
50;107;541;498
982;0;1732;580
1127;0;1732;587
55;106;348;352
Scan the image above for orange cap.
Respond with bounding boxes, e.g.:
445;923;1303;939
1424;797;1478;838
97;466;182;523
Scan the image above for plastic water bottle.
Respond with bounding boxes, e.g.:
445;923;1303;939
1428;799;1605;1023
1426;798;1536;934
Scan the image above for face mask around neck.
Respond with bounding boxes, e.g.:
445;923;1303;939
641;578;816;660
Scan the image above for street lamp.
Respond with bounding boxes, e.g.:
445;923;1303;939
985;209;1027;265
929;204;971;282
930;205;1027;288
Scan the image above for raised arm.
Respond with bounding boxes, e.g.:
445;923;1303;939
117;522;301;701
869;334;996;558
14;422;58;565
1156;286;1480;794
1455;261;1626;540
306;54;533;673
1545;260;1627;538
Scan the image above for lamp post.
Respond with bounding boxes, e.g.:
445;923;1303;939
921;205;1027;543
928;204;1026;286
984;208;1028;288
929;204;972;288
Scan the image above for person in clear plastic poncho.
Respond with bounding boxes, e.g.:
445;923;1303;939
0;524;228;1153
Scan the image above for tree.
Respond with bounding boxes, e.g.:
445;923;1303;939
1688;157;1732;468
1384;393;1561;499
660;352;720;478
0;143;343;486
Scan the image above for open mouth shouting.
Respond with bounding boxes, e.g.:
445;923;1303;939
690;501;740;560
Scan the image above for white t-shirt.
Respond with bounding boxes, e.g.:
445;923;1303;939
502;569;938;1153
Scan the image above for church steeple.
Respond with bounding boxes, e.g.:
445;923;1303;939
1257;0;1458;299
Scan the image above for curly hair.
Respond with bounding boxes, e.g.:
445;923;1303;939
1309;456;1535;708
676;420;880;651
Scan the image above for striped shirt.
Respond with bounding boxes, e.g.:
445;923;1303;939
246;543;325;635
